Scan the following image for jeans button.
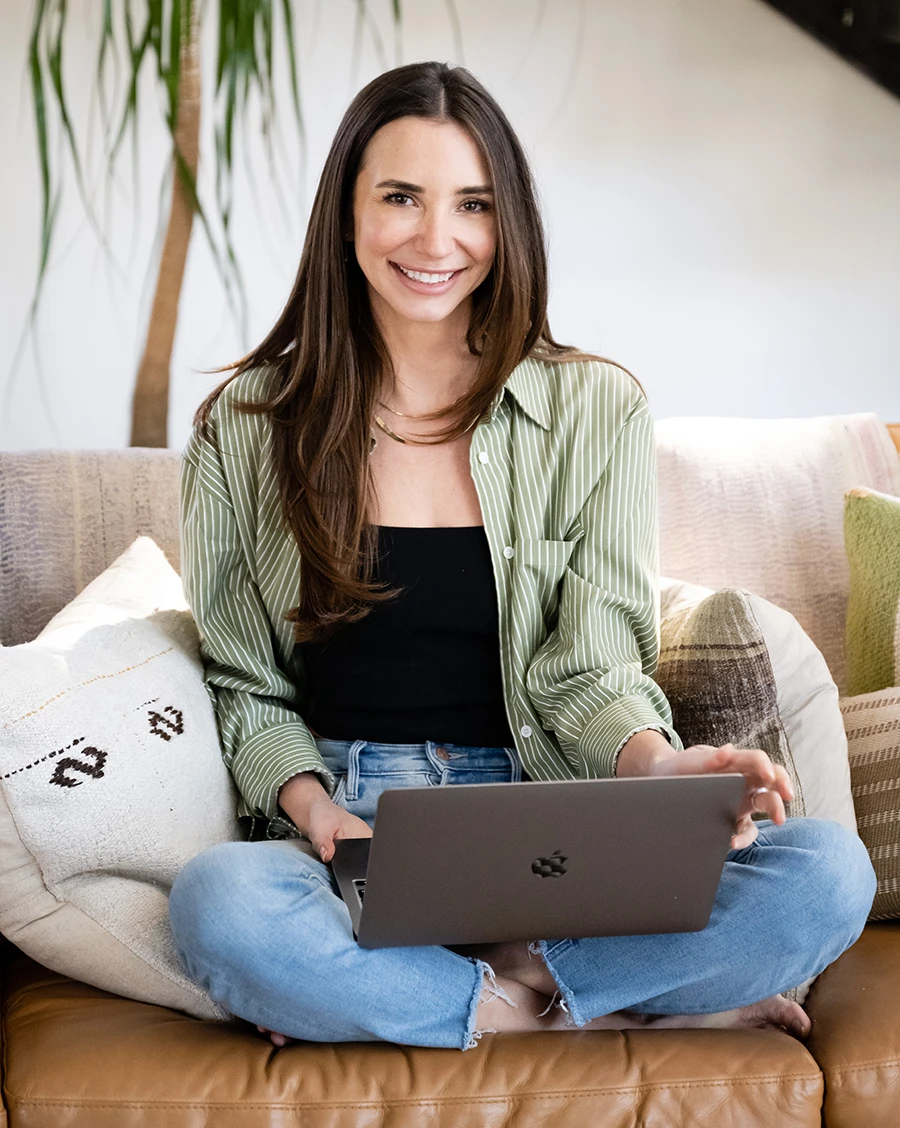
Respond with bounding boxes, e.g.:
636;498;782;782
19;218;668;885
435;746;450;760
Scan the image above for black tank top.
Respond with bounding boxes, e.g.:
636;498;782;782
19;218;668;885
299;525;516;747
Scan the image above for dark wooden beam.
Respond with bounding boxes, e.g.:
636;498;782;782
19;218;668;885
760;1;900;100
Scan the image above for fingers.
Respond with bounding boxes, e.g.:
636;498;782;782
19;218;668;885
749;785;787;823
773;763;795;804
307;824;336;863
731;816;760;849
311;810;374;864
710;745;795;804
731;782;789;848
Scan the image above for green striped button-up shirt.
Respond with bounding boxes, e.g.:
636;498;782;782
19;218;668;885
180;356;684;841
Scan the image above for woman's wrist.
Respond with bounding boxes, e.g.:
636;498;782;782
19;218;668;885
277;770;331;833
614;727;677;778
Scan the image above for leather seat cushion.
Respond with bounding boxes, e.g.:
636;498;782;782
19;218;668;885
805;921;900;1128
0;946;824;1128
1;937;7;1128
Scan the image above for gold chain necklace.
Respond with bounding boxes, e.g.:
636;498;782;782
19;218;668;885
371;411;478;447
377;400;433;420
372;370;475;447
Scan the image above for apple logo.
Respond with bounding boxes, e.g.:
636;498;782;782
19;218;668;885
532;850;568;877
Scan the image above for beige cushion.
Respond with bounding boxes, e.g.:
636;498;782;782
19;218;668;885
0;449;181;647
0;537;242;1020
841;687;900;920
656;413;900;693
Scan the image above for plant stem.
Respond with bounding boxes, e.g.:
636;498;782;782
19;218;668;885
129;2;200;448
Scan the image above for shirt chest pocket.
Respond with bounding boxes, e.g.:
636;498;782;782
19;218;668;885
512;536;582;631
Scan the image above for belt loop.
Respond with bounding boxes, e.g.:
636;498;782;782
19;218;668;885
346;739;366;801
506;745;523;783
425;740;450;784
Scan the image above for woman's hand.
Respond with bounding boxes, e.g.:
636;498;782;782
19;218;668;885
306;797;373;863
650;743;794;849
278;770;372;862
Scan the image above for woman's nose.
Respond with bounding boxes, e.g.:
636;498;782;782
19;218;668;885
415;210;455;260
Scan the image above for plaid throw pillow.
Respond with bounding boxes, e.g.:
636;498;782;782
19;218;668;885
657;585;856;832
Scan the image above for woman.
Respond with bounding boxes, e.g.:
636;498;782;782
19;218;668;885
168;61;875;1052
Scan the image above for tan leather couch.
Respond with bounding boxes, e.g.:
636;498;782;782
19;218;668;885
2;425;899;1128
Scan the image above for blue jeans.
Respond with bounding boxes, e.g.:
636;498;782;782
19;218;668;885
167;739;877;1051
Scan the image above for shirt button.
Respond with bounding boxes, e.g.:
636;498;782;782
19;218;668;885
519;725;533;738
478;451;490;464
503;545;514;559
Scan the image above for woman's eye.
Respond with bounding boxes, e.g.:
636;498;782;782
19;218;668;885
382;193;491;213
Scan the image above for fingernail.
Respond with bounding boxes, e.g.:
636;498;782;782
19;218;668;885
319;846;327;860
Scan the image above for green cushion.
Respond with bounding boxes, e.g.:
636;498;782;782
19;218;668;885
844;488;900;695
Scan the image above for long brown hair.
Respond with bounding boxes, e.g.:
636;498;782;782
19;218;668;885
195;61;645;643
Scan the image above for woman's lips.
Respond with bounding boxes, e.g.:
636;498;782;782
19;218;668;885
389;260;464;295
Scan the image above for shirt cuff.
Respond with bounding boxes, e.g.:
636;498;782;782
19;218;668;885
580;694;684;779
231;723;336;823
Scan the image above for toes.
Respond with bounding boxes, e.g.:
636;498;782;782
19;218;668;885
755;996;811;1039
256;1023;292;1047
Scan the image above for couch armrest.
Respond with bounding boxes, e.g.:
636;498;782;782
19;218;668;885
806;922;900;1128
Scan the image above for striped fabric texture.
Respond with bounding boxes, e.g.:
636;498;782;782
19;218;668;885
180;358;683;841
841;688;900;919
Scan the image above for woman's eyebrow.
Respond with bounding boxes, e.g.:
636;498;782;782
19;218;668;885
375;178;493;195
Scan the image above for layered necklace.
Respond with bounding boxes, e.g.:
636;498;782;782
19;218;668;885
371;374;475;447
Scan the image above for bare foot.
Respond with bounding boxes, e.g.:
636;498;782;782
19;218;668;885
472;971;648;1036
256;1023;294;1047
639;995;811;1039
463;944;811;1041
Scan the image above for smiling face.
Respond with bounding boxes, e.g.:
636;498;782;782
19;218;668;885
351;116;497;334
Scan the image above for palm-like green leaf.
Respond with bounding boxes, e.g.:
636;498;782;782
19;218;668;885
26;1;406;346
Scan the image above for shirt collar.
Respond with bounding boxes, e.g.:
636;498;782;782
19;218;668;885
488;357;552;431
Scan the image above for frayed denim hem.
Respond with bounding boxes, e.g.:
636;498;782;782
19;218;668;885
530;939;581;1028
462;958;518;1050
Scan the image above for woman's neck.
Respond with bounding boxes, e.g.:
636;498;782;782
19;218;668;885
372;294;478;413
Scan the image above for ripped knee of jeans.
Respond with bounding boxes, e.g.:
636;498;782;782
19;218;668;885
464;958;517;1050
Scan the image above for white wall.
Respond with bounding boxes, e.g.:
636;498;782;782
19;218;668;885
1;0;899;451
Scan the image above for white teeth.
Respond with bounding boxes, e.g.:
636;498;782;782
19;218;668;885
397;265;455;284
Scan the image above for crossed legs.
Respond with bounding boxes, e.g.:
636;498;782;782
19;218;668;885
170;817;875;1051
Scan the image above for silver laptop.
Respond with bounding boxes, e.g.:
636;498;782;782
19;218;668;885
331;773;745;948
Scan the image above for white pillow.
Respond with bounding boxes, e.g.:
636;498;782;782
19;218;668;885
0;537;242;1020
659;578;857;832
